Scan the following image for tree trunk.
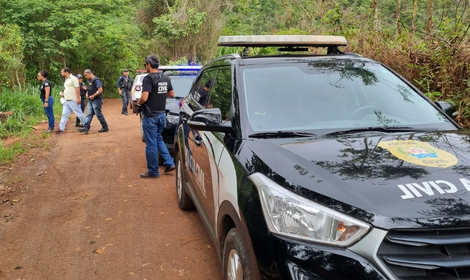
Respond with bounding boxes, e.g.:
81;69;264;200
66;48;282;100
412;0;418;36
372;0;379;34
427;0;434;34
396;0;402;35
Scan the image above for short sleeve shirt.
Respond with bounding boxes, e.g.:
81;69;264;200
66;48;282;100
63;75;80;101
40;79;51;99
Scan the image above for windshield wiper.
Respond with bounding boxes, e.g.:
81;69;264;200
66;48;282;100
248;131;316;138
324;126;437;136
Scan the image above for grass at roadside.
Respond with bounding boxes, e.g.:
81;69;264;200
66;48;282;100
0;86;59;165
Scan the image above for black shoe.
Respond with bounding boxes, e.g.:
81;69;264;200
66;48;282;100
75;123;84;127
77;128;89;134
98;128;109;133
140;172;159;179
121;110;125;115
164;165;176;174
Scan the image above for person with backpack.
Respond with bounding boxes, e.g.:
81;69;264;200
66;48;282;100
77;69;109;134
116;69;132;115
137;54;175;178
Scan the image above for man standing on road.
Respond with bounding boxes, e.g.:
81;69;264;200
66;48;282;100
57;67;87;133
75;73;87;127
116;69;132;116
78;69;109;134
137;54;175;178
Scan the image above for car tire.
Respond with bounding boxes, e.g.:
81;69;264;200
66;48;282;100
175;151;194;210
223;228;251;280
140;113;145;143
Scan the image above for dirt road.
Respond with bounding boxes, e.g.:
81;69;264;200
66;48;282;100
0;99;220;280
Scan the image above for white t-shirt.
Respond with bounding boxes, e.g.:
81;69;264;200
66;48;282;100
63;75;80;101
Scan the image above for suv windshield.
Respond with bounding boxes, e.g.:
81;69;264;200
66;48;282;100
243;58;455;133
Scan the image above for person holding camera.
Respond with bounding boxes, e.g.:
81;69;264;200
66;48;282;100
137;54;175;178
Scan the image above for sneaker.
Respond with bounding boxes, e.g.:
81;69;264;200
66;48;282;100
164;165;176;174
98;128;109;133
140;172;159;179
77;128;89;134
45;128;53;133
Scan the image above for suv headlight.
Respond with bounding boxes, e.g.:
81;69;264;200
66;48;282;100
250;173;370;247
166;114;179;124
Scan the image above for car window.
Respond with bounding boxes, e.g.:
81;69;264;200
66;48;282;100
242;60;455;132
170;76;197;98
208;67;231;120
189;69;217;109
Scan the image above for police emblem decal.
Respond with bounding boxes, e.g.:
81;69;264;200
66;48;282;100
378;140;458;168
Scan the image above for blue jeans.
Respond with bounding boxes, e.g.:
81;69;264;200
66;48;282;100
41;97;55;129
142;113;174;176
59;100;87;131
83;99;108;131
76;99;86;124
121;89;130;110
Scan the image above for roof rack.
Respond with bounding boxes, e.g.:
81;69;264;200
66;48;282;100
218;35;347;56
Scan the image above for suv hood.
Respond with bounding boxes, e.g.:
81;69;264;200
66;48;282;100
242;131;470;229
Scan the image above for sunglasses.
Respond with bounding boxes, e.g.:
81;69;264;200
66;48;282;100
143;62;147;67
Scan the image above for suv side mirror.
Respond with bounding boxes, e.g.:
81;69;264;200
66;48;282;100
188;108;233;133
435;101;458;118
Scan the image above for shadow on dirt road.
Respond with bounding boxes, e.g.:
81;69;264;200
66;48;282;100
0;99;220;280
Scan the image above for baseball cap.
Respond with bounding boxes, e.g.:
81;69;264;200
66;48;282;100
123;69;129;72
76;74;83;79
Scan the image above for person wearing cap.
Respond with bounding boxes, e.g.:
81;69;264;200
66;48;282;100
116;69;132;115
75;73;87;127
137;54;175;178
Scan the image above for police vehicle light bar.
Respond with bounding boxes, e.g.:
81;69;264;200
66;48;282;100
159;66;202;71
217;35;347;48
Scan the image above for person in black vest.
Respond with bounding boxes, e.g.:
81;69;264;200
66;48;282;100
116;69;132;115
137;54;175;178
77;69;109;134
75;73;87;127
37;70;55;133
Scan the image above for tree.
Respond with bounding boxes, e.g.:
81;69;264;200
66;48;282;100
427;0;434;33
0;24;25;91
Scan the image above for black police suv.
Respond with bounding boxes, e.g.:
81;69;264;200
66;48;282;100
173;35;470;280
134;66;201;154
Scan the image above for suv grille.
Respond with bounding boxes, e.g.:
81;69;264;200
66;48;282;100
377;229;470;280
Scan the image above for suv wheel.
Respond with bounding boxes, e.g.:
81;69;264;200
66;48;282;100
175;151;194;210
223;228;251;280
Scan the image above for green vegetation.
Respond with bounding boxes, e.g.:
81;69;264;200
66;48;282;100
0;0;469;145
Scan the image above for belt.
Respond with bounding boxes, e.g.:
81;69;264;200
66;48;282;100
66;99;73;101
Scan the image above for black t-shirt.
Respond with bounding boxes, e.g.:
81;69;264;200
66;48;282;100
142;72;174;116
39;79;52;99
79;82;87;98
194;87;209;105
